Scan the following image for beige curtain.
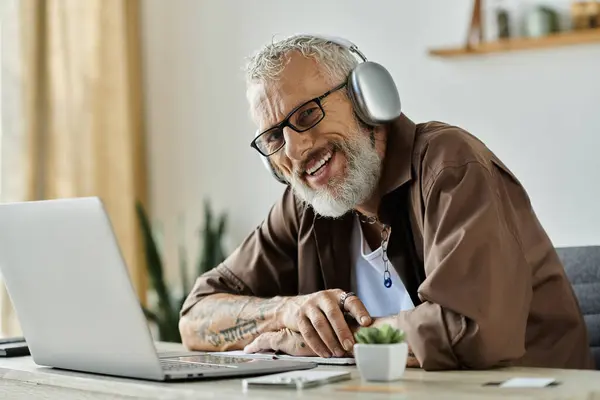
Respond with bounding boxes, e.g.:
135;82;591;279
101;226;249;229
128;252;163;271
0;0;25;337
0;0;148;336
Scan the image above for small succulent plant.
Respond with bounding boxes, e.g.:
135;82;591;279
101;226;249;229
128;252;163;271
354;324;405;345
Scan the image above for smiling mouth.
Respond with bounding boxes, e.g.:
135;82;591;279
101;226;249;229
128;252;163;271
304;150;333;176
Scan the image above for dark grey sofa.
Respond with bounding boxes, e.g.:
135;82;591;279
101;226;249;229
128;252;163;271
556;246;600;369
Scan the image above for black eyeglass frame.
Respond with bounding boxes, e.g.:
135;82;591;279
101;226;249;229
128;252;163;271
250;81;348;157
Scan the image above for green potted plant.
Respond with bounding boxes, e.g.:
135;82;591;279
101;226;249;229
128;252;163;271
136;199;227;342
353;324;408;381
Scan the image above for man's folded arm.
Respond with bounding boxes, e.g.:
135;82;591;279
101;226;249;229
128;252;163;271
178;187;302;351
393;160;532;370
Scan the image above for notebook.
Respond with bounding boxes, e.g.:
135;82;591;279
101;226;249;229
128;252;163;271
0;337;30;357
210;351;356;365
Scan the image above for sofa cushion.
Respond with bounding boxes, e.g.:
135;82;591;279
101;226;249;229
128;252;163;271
555;246;600;369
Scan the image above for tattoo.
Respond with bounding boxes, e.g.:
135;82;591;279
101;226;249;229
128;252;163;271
219;319;259;343
194;318;222;347
207;333;222;347
189;295;282;349
300;342;306;348
256;297;281;321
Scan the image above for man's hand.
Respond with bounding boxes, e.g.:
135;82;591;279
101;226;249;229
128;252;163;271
243;329;318;357
407;345;420;368
280;289;371;358
364;316;421;368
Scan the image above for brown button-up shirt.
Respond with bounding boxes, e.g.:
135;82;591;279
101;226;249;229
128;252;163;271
181;114;594;371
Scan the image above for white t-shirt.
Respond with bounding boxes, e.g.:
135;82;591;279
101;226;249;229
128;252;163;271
350;216;415;317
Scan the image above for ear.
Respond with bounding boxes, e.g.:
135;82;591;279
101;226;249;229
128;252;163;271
272;163;288;185
261;154;288;185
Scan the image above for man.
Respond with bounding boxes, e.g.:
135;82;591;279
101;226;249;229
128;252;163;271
179;35;594;371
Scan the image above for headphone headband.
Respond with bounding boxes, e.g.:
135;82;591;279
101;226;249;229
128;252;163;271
287;33;368;62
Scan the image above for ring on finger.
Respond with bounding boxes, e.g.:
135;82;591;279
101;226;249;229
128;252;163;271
339;291;357;309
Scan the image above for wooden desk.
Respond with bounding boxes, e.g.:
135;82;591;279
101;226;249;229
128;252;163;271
1;342;599;399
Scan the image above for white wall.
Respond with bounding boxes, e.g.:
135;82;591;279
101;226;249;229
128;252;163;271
141;0;600;282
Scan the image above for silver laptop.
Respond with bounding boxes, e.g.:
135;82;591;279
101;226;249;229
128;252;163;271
0;197;316;381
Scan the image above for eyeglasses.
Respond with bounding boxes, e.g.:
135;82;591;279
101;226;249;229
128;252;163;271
250;82;347;157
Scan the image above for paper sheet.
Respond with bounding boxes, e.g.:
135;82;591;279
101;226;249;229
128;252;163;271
499;377;557;388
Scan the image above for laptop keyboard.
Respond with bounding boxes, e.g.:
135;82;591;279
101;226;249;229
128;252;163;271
160;354;254;371
161;360;229;371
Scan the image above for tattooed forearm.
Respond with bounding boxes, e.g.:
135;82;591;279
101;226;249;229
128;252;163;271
179;293;287;351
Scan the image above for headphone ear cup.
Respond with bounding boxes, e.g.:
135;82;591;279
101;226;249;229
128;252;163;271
260;154;288;185
347;61;402;125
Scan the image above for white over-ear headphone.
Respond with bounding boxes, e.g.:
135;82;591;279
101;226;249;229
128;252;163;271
254;34;402;184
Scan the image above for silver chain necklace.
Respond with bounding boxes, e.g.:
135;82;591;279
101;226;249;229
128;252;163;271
355;212;393;288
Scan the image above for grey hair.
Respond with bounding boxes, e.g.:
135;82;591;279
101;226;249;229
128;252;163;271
244;34;358;86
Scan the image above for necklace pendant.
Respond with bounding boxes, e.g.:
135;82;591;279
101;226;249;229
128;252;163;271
383;270;392;288
381;224;392;288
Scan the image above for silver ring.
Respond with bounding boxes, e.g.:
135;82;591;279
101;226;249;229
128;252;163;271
339;291;356;309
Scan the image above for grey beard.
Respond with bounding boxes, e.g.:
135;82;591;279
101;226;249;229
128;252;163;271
289;128;382;218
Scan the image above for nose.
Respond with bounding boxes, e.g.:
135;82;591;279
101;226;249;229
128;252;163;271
283;127;313;161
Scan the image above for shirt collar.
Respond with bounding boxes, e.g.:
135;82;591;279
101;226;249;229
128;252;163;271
378;113;417;196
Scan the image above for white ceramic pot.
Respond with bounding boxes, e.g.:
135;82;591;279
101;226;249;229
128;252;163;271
353;342;408;382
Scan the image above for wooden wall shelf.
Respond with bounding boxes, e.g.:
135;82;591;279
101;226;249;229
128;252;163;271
429;28;600;57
